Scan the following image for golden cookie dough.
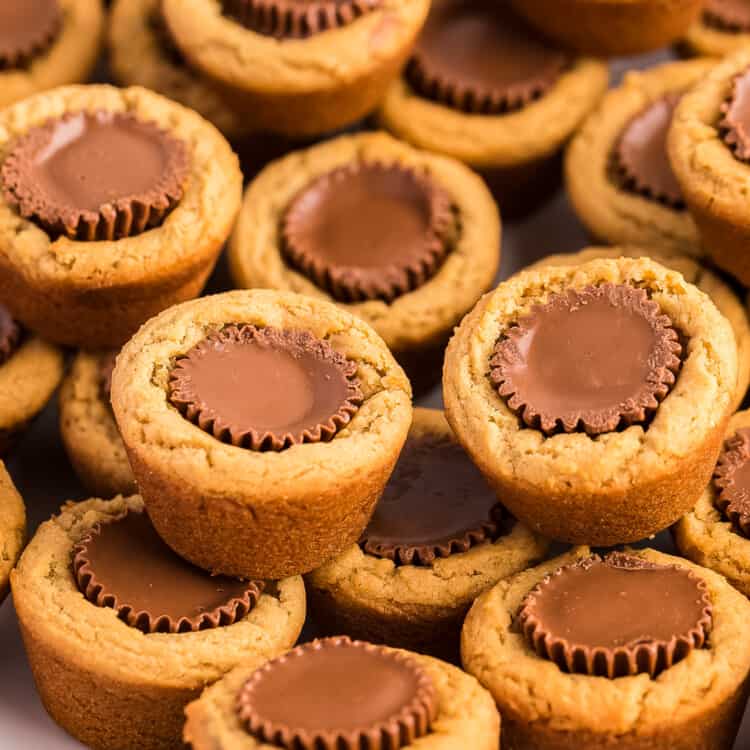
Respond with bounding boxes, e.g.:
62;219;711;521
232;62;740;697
682;5;750;58
184;644;500;750
462;547;750;750
58;351;135;498
675;409;750;598
306;408;548;660
228;132;501;396
0;84;243;349
566;60;712;257
111;289;413;580
161;0;429;137
525;246;750;412
0;462;25;604
669;50;750;286
108;0;251;140
0;0;104;109
443;256;738;546
11;494;306;750
509;0;704;56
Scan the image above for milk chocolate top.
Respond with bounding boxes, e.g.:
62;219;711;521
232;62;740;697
282;162;454;303
518;553;713;679
73;511;262;633
721;67;750;162
360;433;507;565
407;0;569;114
704;0;750;31
236;637;437;750
168;325;363;451
0;0;61;70
714;427;750;537
0;305;22;367
615;94;684;208
1;111;190;241
490;284;682;436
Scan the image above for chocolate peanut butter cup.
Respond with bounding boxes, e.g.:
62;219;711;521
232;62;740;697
406;0;569;115
714;428;750;537
360;437;507;565
0;0;61;70
0;305;22;368
282;162;454;304
1;110;190;241
704;0;750;32
490;283;683;436
237;637;437;749
614;94;685;209
720;67;750;162
221;0;381;38
73;510;262;634
517;553;713;679
168;324;363;451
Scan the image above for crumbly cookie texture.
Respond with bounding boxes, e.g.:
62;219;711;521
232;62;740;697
58;351;135;498
379;59;608;168
0;462;25;603
184;647;500;750
111;289;412;578
10;495;306;750
682;13;750;58
566;60;712;257
229;132;500;356
0;0;103;109
444;256;738;545
462;547;750;749
0;84;242;348
525;246;750;412
675;409;750;597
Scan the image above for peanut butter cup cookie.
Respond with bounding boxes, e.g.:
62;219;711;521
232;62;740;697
111;289;412;580
675;409;750;598
229;132;500;395
58;350;135;498
669;50;750;286
160;0;429;136
443;256;737;546
0;84;242;348
682;0;750;58
0;304;64;453
0;461;25;603
462;548;750;750
510;0;704;56
378;0;608;218
184;636;500;750
526;246;750;412
0;0;103;109
11;494;306;750
566;60;712;256
306;408;548;660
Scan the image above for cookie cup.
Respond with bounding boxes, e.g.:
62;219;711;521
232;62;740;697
58;351;136;498
111;290;413;580
228;132;500;396
0;84;242;348
681;14;750;58
379;59;608;218
161;0;429;137
443;256;737;546
0;462;25;603
10;495;306;750
566;60;711;256
669;50;750;286
510;0;704;56
525;246;750;412
461;547;750;750
184;646;500;750
674;409;750;597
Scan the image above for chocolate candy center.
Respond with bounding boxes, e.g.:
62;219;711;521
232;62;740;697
615;95;684;208
361;436;505;565
713;428;750;537
0;305;22;367
168;325;362;451
282;163;452;303
407;0;569;114
73;512;261;633
490;284;682;436
704;0;750;32
0;0;61;69
721;68;750;162
518;554;712;678
237;638;437;749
